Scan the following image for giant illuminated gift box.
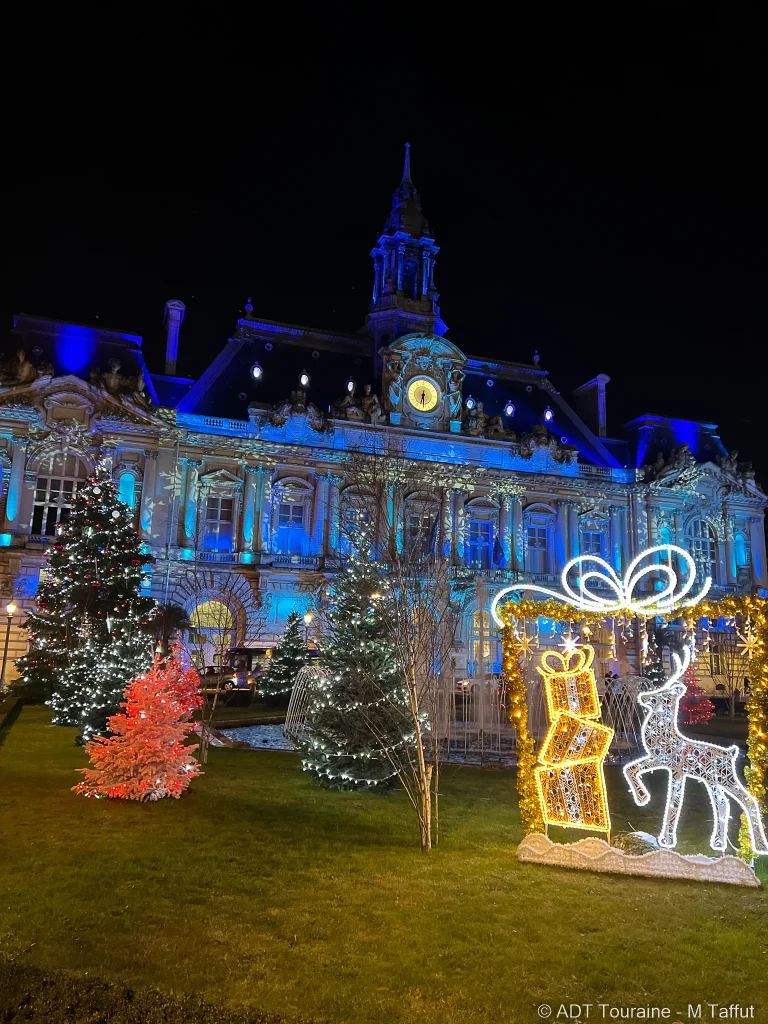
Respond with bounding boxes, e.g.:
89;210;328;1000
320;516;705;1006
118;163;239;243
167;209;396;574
534;646;613;834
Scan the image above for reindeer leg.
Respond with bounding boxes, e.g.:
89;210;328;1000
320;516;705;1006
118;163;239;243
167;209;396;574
710;786;730;853
624;756;655;806
722;780;768;855
659;772;686;849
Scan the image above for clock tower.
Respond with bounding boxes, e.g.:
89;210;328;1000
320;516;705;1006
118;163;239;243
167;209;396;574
367;144;447;377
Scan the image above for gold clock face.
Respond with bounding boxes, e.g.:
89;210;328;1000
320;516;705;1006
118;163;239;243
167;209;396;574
407;377;440;413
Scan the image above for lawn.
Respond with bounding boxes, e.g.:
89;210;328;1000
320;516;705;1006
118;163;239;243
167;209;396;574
1;706;766;1024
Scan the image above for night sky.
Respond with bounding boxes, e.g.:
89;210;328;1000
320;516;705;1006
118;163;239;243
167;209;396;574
3;47;766;477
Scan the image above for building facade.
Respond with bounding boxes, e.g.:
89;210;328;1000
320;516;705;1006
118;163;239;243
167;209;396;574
1;147;766;683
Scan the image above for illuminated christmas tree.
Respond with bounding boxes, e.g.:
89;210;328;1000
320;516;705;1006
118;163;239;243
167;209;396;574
74;649;203;801
680;666;715;725
17;465;155;740
298;524;414;791
259;612;306;698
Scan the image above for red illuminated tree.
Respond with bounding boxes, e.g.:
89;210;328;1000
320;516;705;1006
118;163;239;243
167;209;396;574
680;667;715;726
73;647;203;801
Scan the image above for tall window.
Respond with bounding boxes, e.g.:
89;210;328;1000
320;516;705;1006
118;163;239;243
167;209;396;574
709;643;723;676
686;519;718;582
276;502;306;555
580;530;603;557
467;520;492;569
405;506;437;559
203;495;234;552
734;532;750;568
339;504;372;558
117;472;136;510
526;526;548;574
31;453;88;537
469;609;500;675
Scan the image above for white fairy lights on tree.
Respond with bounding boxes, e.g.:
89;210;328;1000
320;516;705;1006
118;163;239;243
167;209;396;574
18;464;156;741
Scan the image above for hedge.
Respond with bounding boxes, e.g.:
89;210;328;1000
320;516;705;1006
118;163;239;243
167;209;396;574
0;959;318;1023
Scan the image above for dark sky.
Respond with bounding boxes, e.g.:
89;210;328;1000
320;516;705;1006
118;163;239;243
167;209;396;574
3;44;766;477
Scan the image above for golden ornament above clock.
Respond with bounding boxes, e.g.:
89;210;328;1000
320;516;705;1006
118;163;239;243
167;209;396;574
406;377;440;413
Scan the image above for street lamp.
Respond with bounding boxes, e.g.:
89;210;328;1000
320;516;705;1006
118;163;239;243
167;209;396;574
303;611;313;645
1;602;17;690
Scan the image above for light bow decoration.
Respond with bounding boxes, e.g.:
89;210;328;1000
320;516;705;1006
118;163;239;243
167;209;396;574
534;645;613;835
624;646;768;855
491;544;711;628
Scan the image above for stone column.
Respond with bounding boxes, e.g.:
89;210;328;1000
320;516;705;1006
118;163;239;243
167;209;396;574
609;505;623;572
260;470;273;553
3;436;29;530
568;502;580;561
723;503;736;584
241;466;259;552
310;473;327;556
139;451;158;540
511;495;524;572
326;475;341;556
440;489;451;560
452;489;466;564
555;501;568;572
182;459;202;548
499;495;513;567
749;516;767;589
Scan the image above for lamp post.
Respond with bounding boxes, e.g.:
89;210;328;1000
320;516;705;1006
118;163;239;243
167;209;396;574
303;611;313;646
1;601;17;690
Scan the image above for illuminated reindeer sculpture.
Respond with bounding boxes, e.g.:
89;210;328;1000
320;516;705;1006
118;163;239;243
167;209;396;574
624;646;768;854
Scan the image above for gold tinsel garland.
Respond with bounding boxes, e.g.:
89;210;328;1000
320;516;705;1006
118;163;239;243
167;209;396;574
500;595;768;854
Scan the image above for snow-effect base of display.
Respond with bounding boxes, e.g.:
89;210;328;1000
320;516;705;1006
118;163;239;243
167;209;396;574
516;833;760;887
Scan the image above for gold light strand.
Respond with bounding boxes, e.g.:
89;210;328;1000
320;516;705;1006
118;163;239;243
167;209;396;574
684;595;768;860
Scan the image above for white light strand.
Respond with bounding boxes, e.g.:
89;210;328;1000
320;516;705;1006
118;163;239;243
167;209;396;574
491;544;712;627
623;647;768;854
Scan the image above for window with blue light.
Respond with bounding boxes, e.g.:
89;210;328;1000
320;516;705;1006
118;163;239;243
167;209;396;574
580;530;603;557
339;505;373;558
405;507;437;559
117;472;136;509
276;502;305;555
526;525;548;574
467;520;492;570
734;533;750;567
203;495;234;552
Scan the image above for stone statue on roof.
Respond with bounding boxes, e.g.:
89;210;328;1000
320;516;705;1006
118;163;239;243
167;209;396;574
0;349;38;385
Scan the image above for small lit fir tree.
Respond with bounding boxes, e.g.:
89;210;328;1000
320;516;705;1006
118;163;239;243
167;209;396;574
17;464;155;740
74;647;203;801
259;611;307;698
680;665;715;725
297;523;414;791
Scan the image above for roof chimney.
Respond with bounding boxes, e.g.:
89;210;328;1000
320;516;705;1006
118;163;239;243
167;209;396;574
572;374;610;437
163;300;186;375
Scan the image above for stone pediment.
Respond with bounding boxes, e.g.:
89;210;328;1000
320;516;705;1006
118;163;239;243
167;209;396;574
0;376;166;432
644;444;765;500
199;468;244;491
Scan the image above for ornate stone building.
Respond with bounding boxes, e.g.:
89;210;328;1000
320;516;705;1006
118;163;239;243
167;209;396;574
1;147;766;681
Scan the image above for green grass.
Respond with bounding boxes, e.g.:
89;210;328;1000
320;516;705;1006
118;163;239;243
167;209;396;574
1;706;767;1024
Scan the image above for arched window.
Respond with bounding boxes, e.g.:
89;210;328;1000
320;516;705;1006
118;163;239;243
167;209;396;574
31;453;89;538
734;532;750;568
117;472;136;510
191;600;234;631
686;518;718;582
273;479;313;557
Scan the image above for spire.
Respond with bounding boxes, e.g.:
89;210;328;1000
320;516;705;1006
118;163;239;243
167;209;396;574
402;141;412;183
384;143;430;238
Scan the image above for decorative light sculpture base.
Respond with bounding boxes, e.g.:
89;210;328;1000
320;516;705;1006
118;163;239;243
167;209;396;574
517;833;761;888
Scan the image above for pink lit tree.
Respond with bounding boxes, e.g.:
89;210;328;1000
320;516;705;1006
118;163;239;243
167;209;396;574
73;647;203;801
